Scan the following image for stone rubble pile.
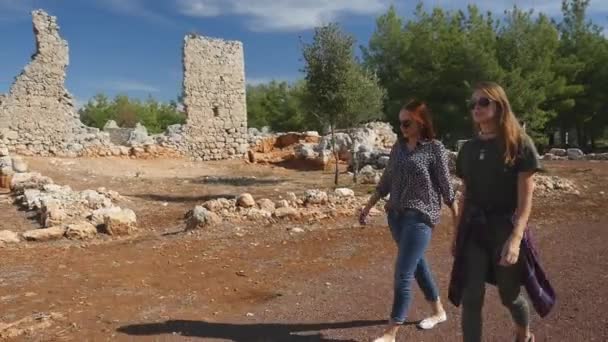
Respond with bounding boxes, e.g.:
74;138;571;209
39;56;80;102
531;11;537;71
315;122;397;168
248;122;398;170
542;148;608;161
185;188;378;230
0;149;137;245
534;174;579;195
352;157;578;196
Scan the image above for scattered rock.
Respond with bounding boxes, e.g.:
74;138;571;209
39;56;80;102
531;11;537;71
548;148;567;157
65;222;98;240
286;192;298;202
90;206;123;227
237;193;255;208
81;190;112;210
186;206;222;230
10;172;53;191
0;167;13;178
534;174;579;195
274;207;299;219
542;153;562;161
0;156;12;169
0;147;9;157
295;143;317;159
128;123;153;146
103;120;119;130
41;202;67;228
102;208;137;236
0;312;64;339
360;165;381;184
275;199;290;208
22;189;42;209
202;198;232;212
11;157;28;173
257;198;276;212
246;208;273;221
304;189;328;205
377;156;390;168
0;230;20;244
334;188;355;198
22;226;66;242
567;148;584;160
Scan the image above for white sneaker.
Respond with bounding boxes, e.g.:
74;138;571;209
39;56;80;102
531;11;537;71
372;336;395;342
417;312;447;330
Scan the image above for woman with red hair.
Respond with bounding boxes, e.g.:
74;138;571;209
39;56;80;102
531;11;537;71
360;100;458;342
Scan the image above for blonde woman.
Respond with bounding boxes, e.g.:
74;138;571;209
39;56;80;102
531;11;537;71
449;82;555;342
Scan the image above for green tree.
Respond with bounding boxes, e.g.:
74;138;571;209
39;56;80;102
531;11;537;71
79;93;185;134
364;4;503;145
246;80;312;132
362;1;608;147
302;23;385;185
555;0;608;148
246;83;271;129
78;93;114;128
495;7;570;143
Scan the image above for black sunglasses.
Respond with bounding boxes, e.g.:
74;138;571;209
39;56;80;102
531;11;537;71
468;97;492;110
399;119;413;128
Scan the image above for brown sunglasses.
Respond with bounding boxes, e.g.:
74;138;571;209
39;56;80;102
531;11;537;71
468;97;492;110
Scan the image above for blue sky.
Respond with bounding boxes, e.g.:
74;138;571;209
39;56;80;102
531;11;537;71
1;0;607;107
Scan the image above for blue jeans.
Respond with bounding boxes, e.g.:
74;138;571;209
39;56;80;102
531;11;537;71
387;209;439;324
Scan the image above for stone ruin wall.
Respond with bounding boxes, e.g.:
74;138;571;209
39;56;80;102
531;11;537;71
0;10;112;157
0;10;249;161
182;35;249;161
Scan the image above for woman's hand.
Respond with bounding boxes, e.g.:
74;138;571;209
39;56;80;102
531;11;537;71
359;206;371;225
499;234;522;266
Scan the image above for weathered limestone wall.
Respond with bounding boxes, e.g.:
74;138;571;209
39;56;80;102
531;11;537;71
182;35;249;161
0;10;112;156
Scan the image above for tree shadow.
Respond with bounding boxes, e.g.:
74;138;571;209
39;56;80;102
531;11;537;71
129;193;235;203
117;319;389;341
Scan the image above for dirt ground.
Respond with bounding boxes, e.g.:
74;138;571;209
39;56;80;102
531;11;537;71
1;157;607;341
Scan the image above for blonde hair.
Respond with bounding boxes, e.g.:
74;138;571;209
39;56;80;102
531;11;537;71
474;81;524;165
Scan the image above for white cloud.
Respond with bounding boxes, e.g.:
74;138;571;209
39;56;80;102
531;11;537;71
103;79;160;93
176;0;222;17
177;0;391;31
95;0;172;24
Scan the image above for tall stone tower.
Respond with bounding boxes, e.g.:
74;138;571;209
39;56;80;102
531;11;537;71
182;34;249;161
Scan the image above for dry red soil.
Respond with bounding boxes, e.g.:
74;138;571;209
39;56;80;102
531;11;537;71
1;157;607;341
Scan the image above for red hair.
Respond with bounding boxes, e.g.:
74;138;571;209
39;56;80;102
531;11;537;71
402;99;436;140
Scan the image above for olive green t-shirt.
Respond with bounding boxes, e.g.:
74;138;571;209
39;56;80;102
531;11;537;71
455;135;542;212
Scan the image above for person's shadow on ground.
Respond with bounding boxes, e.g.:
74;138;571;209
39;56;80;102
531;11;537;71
117;319;389;341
